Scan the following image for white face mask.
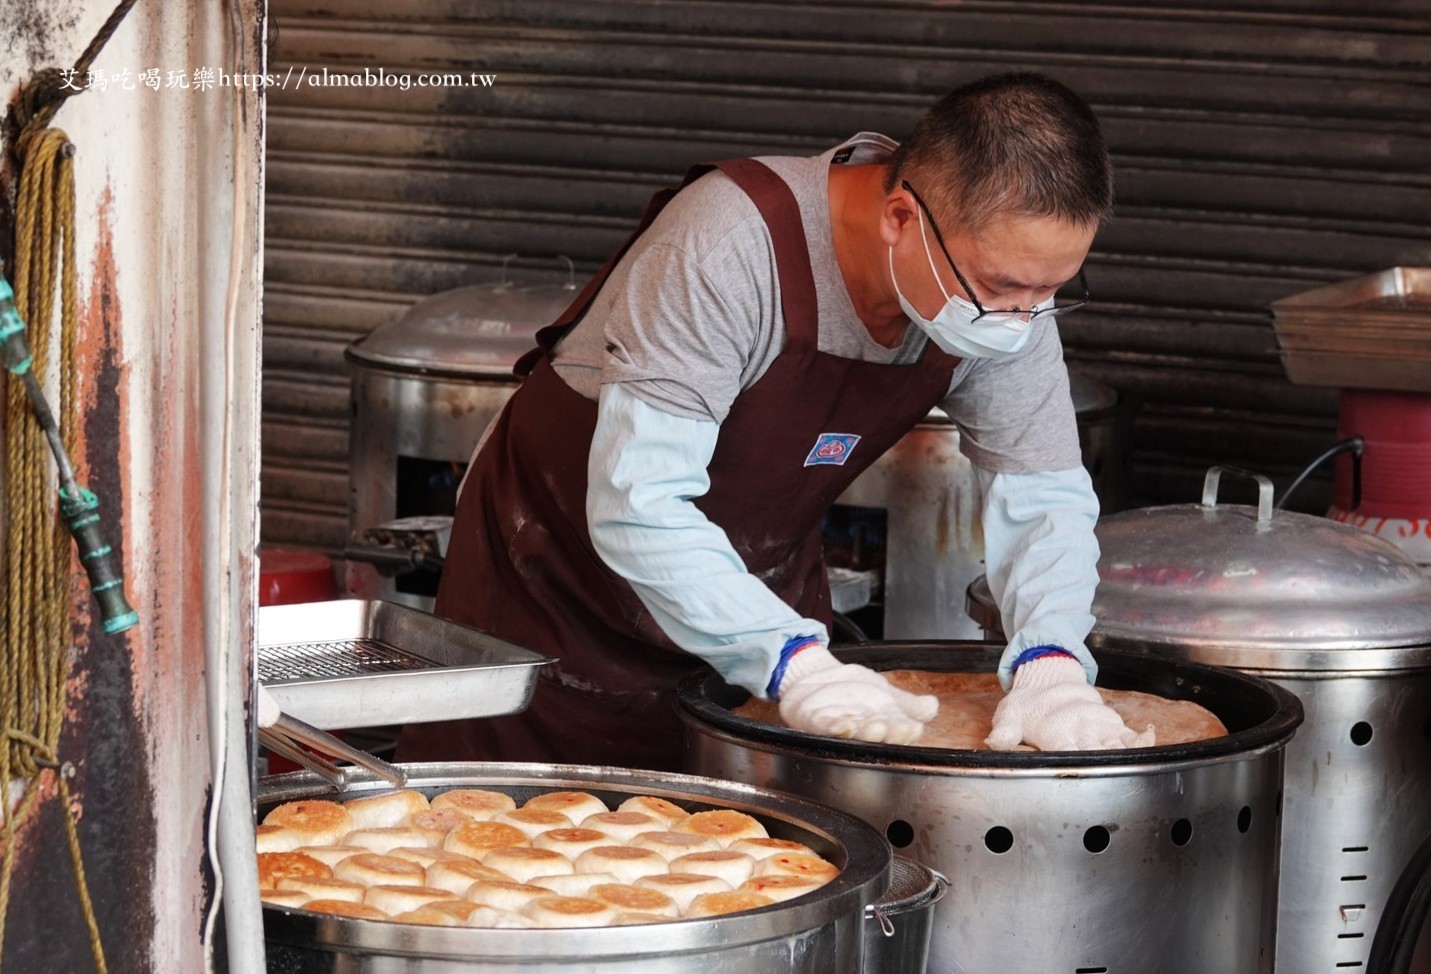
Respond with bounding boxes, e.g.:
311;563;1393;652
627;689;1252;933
888;207;1046;360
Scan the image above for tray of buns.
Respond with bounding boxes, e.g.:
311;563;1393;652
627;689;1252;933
258;600;550;730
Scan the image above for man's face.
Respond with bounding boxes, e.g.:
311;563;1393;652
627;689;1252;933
891;195;1096;322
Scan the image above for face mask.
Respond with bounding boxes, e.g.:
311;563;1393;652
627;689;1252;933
888;208;1044;360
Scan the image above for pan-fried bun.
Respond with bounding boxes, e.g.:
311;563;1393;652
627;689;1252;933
533;828;612;858
578;812;659;844
615;911;672;925
631;831;722;861
520;895;621;928
752;853;839;884
729;837;816;861
255;825;303;854
393;907;460;926
617;796;688;826
463;905;538;928
464;881;555;913
673;810;767;847
686;890;774;917
575;846;669;885
739;875;825;902
386;846;477;871
262;800;354;846
343;789;430;829
430;789;517;820
364;884;456;915
276;876;366;903
408;807;472;846
303;899;388;920
333;853;426;888
343;826;431;855
491;808;574;840
443;821;529;859
589;883;679;918
528;872;617;897
293;845;367;869
257;852;332;890
424;859;513;896
670;851;756;889
634;873;732;912
481;847;574;884
522;791;608;823
260;889;310;908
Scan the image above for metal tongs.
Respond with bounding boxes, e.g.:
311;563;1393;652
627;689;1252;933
257;684;406;790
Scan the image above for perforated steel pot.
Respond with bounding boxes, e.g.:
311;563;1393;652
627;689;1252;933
861;857;946;974
679;643;1302;974
965;468;1431;972
258;762;891;973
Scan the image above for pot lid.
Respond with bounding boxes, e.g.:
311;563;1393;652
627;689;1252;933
346;281;579;378
1091;467;1431;668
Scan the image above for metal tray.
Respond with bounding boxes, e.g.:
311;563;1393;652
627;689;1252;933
1270;266;1431;391
258;600;550;730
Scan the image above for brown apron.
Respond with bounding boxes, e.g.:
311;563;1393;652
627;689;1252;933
399;158;960;771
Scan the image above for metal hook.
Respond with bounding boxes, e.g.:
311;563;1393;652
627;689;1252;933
557;255;576;290
497;253;519;290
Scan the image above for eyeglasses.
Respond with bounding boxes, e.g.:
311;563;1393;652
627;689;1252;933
901;180;1090;326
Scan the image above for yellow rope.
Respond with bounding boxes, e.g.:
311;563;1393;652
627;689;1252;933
0;124;108;973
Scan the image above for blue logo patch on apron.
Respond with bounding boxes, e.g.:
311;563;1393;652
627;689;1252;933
804;432;861;467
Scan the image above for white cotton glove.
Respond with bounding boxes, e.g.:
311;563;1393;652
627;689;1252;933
985;654;1155;752
776;645;939;745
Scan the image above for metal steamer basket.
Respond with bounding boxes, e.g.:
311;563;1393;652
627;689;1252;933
678;643;1303;974
259;763;891;973
966;469;1431;972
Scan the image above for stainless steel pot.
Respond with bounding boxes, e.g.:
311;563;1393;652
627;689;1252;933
861;856;946;974
678;642;1303;974
965;468;1431;973
259;762;891;973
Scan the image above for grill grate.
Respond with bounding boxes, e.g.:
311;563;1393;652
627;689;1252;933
259;639;437;682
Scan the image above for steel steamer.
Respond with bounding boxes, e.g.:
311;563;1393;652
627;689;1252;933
679;642;1303;972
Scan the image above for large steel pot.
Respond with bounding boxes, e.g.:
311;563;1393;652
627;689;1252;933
678;642;1303;974
259;762;891;973
966;468;1431;972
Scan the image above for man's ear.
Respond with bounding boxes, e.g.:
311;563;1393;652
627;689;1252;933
879;188;916;248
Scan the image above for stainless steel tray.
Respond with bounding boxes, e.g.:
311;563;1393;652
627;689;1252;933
1270;266;1431;391
258;600;550;730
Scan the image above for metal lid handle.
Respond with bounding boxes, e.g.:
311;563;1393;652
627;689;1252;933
1201;466;1274;523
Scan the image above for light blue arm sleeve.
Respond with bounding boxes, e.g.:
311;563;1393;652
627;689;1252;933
976;464;1102;690
586;382;827;698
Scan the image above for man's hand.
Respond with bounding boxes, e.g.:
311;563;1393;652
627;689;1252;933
986;654;1154;751
777;645;938;745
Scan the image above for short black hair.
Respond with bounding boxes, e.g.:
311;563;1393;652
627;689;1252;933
887;72;1114;231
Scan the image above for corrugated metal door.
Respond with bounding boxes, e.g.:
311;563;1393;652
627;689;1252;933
264;0;1431;552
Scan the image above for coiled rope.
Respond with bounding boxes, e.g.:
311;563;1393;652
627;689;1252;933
0;2;140;970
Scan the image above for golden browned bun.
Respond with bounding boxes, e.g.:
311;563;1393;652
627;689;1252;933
333;853;426;888
728;837;816;861
614;912;673;925
686;890;774;917
520;895;621;928
462;905;538;928
630;831;722;861
385;846;478;870
430;788;517;821
738;874;825;902
670;850;756;888
617;796;689;826
424;859;513;896
364;884;456;915
255;825;303;854
302;899;388;920
491;808;575;840
480;846;575;884
634;873;732;912
528;872;617;897
293;845;368;869
259;889;310;908
423;900;487;923
262;801;355;846
393;907;460;926
343;789;430;829
574;846;669;884
276;876;366;903
589;883;679;918
343;826;431;855
257;852;332;890
463;880;556;912
578;812;660;844
674;810;767;847
522;790;609;823
407;807;473;846
533;828;612;858
752;852;839;884
443;820;529;859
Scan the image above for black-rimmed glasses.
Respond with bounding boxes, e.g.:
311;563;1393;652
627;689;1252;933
901;180;1090;326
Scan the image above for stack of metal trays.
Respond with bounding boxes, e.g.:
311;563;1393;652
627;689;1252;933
258;599;549;730
1270;265;1431;392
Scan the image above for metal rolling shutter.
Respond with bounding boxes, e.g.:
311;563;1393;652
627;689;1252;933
263;0;1431;551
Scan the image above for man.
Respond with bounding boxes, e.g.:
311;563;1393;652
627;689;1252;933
400;71;1153;771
